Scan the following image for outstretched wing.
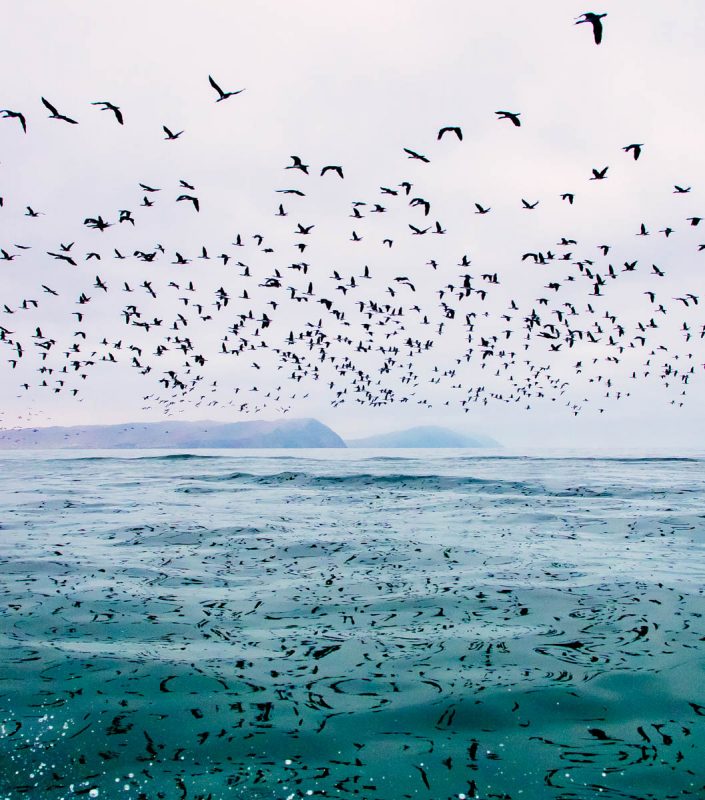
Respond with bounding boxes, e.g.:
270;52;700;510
41;96;59;116
208;75;224;98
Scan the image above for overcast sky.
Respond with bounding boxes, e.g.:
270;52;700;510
1;1;704;448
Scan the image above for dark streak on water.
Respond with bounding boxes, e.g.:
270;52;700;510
1;450;705;799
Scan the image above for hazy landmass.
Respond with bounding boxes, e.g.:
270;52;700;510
0;420;501;450
346;425;499;448
0;418;346;449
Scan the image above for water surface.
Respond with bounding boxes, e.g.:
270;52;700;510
1;449;704;799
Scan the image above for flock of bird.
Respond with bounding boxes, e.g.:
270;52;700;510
0;10;703;423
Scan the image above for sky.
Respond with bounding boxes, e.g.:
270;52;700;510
1;1;704;448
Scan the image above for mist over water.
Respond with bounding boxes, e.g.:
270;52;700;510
2;450;705;799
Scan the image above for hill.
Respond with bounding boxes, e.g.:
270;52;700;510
0;418;346;449
345;425;499;448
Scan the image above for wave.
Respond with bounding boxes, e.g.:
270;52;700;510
26;452;704;467
49;452;225;463
185;470;616;495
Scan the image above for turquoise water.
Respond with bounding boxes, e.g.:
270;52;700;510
1;450;705;799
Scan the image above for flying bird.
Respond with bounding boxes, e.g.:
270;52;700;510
623;143;643;160
286;155;309;173
0;109;27;133
404;148;430;162
41;97;78;124
576;12;607;45
176;194;200;212
208;75;245;102
437;126;463;141
163;125;183;140
496;111;521;127
91;101;123;124
321;165;344;178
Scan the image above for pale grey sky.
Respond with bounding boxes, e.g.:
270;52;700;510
1;1;704;447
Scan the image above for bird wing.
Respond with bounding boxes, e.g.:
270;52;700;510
208;75;225;97
593;18;603;44
41;97;59;116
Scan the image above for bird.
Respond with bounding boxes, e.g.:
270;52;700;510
590;166;608;180
286;156;309;174
41;97;78;124
561;193;575;204
522;199;539;209
403;148;430;162
91;101;123;124
83;215;111;231
0;109;27;133
623;143;643;160
475;204;491;214
163;125;183;140
47;251;76;266
208;75;245;102
321;165;344;178
437;126;462;141
495;111;521;127
576;12;607;45
674;185;691;194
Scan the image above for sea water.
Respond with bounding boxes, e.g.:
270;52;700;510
1;449;704;799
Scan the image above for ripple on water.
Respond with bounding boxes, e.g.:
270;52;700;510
1;452;705;799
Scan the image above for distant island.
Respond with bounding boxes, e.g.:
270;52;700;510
346;426;499;448
0;418;345;449
0;420;499;450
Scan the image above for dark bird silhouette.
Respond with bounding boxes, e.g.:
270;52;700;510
47;251;77;266
496;110;521;126
623;143;643;160
674;185;691;194
438;126;462;141
176;195;200;212
91;101;123;124
475;203;491;214
0;109;27;133
321;165;344;178
83;215;111;231
208;75;245;102
41;97;78;124
286;155;309;174
591;166;608;180
561;193;575;204
403;148;430;162
576;12;607;45
163;125;183;140
522;199;539;209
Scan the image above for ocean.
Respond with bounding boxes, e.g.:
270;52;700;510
1;449;704;800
